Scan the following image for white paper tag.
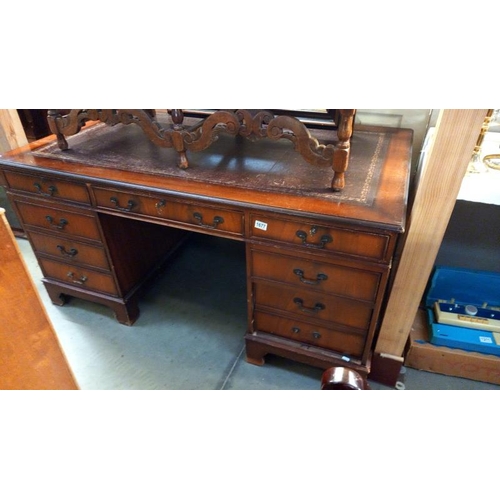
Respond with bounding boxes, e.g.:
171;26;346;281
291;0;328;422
479;336;493;344
254;220;268;231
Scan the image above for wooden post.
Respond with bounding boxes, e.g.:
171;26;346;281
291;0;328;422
0;109;28;153
375;109;488;360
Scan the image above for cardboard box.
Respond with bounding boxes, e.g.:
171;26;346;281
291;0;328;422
405;309;500;385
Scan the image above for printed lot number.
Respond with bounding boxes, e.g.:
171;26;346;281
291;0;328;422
254;220;268;231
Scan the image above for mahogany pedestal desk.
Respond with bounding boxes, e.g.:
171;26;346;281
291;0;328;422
0;122;412;381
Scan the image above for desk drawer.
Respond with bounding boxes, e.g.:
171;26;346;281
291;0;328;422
93;187;244;235
254;311;365;358
251;248;381;302
29;232;110;271
15;200;102;241
5;171;90;204
250;214;390;262
166;201;243;235
253;282;373;331
39;258;118;295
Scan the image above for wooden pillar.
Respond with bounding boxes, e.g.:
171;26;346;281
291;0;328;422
0;109;28;153
374;109;488;365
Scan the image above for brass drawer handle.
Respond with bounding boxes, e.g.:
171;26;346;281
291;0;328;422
57;245;78;258
155;199;166;212
34;182;57;197
293;297;325;313
295;230;332;249
45;215;68;230
293;268;328;285
110;196;137;212
291;326;321;340
193;212;224;229
66;271;88;285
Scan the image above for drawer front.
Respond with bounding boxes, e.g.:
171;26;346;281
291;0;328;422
5;171;90;204
29;232;110;271
250;214;390;261
254;311;366;358
39;258;118;295
15;200;102;241
93;187;244;235
254;282;373;331
251;249;381;302
93;187;154;216
166;201;243;236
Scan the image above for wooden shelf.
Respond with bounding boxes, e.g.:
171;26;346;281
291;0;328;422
405;309;500;385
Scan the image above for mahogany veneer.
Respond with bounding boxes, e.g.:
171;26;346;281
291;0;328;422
0;117;411;380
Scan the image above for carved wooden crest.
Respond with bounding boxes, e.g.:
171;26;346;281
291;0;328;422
47;109;355;191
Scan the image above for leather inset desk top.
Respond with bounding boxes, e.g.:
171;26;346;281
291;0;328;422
2;120;412;232
34;120;390;206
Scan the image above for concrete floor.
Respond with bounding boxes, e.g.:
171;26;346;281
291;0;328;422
15;232;500;390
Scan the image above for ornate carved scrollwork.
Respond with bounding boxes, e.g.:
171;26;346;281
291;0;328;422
47;109;355;191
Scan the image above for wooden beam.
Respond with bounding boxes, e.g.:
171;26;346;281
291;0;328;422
0;109;28;153
375;109;488;357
